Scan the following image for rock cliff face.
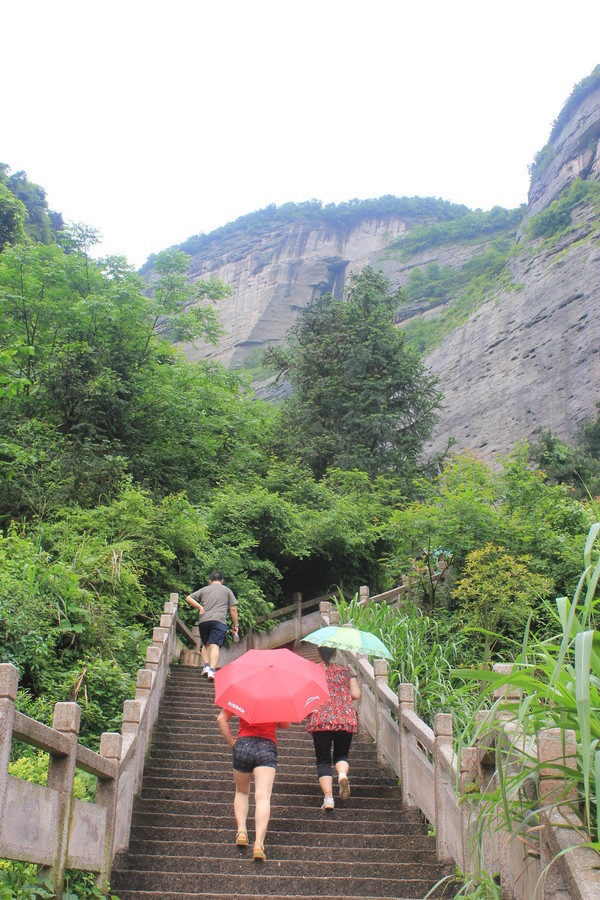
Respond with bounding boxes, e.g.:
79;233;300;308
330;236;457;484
180;216;409;368
526;81;600;218
424;216;600;458
173;72;600;462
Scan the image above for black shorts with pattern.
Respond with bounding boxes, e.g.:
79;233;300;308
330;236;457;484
233;736;278;772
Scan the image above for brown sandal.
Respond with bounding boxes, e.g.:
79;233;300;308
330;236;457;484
236;831;249;847
253;844;266;861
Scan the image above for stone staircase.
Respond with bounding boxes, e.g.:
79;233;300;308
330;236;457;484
111;662;455;899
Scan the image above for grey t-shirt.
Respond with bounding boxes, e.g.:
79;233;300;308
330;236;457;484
190;582;237;625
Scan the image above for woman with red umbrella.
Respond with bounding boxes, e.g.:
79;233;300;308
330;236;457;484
214;648;329;861
217;709;289;861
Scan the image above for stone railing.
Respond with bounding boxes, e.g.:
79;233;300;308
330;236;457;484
319;601;600;899
0;592;183;899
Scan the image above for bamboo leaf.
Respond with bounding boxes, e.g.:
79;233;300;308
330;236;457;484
575;630;594;828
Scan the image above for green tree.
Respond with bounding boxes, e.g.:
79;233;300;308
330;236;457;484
0;182;26;249
452;543;554;668
263;267;442;480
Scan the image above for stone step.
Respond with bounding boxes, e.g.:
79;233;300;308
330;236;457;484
111;869;452;898
140;769;399;790
127;836;438;858
117;853;445;881
114;891;454;900
112;660;451;899
130;811;429;836
138;787;404;810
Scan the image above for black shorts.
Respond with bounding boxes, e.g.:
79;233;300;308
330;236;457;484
199;620;227;647
233;736;278;772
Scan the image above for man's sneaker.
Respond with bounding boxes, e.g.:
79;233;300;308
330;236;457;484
338;774;350;800
207;668;215;681
201;665;210;677
321;796;334;810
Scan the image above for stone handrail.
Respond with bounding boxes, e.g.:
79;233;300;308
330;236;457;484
319;600;600;899
0;591;185;899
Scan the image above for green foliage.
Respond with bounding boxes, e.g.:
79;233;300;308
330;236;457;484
0;164;62;246
529;426;600;499
400;239;515;354
527;177;600;240
384;447;592;618
0;865;55;899
0;183;26;250
335;593;479;733
455;521;600;843
390;206;523;258
453;543;553;668
263;267;442;481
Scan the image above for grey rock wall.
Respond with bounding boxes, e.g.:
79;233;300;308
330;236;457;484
425;220;600;458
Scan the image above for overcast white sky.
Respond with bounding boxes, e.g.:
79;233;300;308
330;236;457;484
2;1;600;268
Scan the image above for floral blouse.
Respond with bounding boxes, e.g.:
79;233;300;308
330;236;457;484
306;662;358;733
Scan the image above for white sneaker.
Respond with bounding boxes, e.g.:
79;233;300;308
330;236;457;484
321;796;334;810
338;774;350;800
207;668;215;681
201;665;210;677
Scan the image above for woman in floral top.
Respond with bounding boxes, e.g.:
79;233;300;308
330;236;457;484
306;646;361;809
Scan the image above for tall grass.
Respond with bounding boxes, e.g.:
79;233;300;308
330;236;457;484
335;593;479;733
455;522;600;845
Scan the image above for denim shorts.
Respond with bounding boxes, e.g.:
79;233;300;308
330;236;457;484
233;736;278;772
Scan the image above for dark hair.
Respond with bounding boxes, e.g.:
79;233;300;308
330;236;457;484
209;570;223;582
318;646;337;665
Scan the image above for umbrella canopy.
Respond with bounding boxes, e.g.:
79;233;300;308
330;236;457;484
303;625;393;659
213;648;330;724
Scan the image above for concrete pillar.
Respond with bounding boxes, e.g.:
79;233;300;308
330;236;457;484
145;645;161;672
135;669;154;704
319;601;331;627
398;682;416;807
46;701;81;899
0;664;19;837
96;732;122;893
373;659;388;766
538;727;578;806
358;585;369;606
434;712;453;863
458;746;479;872
293;592;302;646
330;607;340;625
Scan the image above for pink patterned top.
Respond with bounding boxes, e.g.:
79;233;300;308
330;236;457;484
306;662;358;733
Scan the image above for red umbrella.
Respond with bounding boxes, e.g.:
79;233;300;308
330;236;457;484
213;648;329;724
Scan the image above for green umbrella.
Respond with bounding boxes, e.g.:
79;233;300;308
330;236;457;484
303;625;393;659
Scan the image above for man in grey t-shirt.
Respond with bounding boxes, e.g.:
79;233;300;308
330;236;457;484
185;571;239;679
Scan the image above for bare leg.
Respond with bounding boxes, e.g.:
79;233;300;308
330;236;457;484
201;645;209;666
335;761;349;777
318;774;333;799
233;770;251;837
253;766;276;850
208;643;220;670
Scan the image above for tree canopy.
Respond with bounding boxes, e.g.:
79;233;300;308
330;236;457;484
263;267;442;481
